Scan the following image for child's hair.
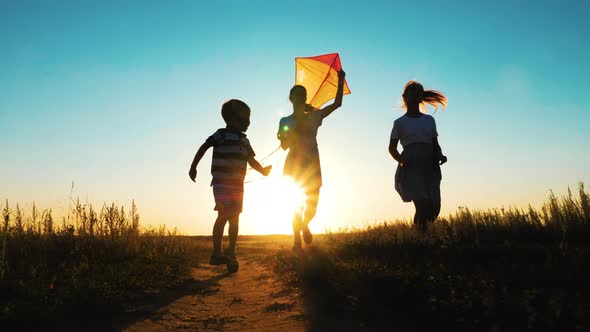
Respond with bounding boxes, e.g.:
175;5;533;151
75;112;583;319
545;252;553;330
289;85;318;113
221;99;250;124
402;80;447;112
289;85;307;100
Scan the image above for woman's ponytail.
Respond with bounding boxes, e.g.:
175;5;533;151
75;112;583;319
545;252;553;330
422;89;447;111
403;80;447;112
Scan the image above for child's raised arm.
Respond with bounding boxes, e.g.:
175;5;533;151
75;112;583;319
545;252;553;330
319;69;346;119
188;140;214;182
248;157;272;176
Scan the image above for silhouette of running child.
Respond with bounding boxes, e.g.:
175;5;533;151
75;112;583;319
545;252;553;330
278;69;346;251
189;99;271;272
389;81;447;231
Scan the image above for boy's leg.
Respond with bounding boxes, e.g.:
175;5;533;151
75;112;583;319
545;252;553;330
213;213;227;254
210;212;229;265
224;213;240;273
226;213;240;256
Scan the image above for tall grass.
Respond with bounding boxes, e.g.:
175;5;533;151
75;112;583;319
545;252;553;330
0;199;201;322
273;183;590;331
321;183;590;253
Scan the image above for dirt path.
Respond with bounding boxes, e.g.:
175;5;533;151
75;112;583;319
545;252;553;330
123;255;304;331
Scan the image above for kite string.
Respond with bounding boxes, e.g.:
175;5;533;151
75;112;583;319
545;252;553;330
244;144;283;184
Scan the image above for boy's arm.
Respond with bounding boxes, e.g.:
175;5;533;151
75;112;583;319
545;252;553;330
433;137;447;165
248;156;272;176
188;140;213;182
319;70;346;119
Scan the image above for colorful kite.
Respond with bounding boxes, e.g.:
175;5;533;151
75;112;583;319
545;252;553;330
295;53;351;108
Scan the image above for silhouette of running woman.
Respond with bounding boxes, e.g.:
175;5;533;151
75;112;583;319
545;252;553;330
389;81;447;231
278;70;346;251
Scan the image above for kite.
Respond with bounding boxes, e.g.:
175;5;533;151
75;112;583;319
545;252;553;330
295;53;351;108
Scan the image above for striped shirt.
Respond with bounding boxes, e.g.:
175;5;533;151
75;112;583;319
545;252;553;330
207;128;255;188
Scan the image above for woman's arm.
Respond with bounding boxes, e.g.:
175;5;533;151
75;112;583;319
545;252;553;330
319;70;346;119
433;137;447;165
389;139;406;166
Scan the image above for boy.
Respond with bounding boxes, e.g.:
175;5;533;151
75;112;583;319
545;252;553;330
189;99;271;272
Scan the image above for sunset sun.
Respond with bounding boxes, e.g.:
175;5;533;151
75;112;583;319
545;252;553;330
242;169;306;235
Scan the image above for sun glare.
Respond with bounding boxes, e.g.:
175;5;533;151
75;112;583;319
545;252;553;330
241;170;306;235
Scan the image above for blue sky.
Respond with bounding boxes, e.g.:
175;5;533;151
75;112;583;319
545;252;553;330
1;1;589;234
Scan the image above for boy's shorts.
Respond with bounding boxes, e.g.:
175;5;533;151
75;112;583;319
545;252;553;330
213;185;244;215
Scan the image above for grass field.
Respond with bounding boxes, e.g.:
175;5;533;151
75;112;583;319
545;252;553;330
2;183;589;330
271;183;590;330
0;199;204;327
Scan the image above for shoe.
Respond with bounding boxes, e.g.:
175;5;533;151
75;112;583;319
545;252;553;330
224;249;239;273
227;258;239;273
302;224;313;244
209;254;229;265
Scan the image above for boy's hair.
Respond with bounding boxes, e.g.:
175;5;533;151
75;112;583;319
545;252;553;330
402;80;447;111
221;99;250;124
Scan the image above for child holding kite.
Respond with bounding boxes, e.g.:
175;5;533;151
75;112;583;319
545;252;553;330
189;99;271;272
389;81;448;231
278;58;347;251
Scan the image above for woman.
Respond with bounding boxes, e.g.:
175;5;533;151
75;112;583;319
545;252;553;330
277;69;346;251
389;80;448;231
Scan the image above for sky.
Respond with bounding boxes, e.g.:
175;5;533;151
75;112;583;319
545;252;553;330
1;0;589;235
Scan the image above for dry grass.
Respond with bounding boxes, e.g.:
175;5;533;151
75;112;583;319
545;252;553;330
271;183;590;331
0;198;205;323
3;183;590;330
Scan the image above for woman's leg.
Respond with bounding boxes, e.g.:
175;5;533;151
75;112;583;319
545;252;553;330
292;207;304;249
416;198;440;229
430;185;441;223
302;188;320;244
413;199;429;231
303;188;320;225
430;197;441;224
